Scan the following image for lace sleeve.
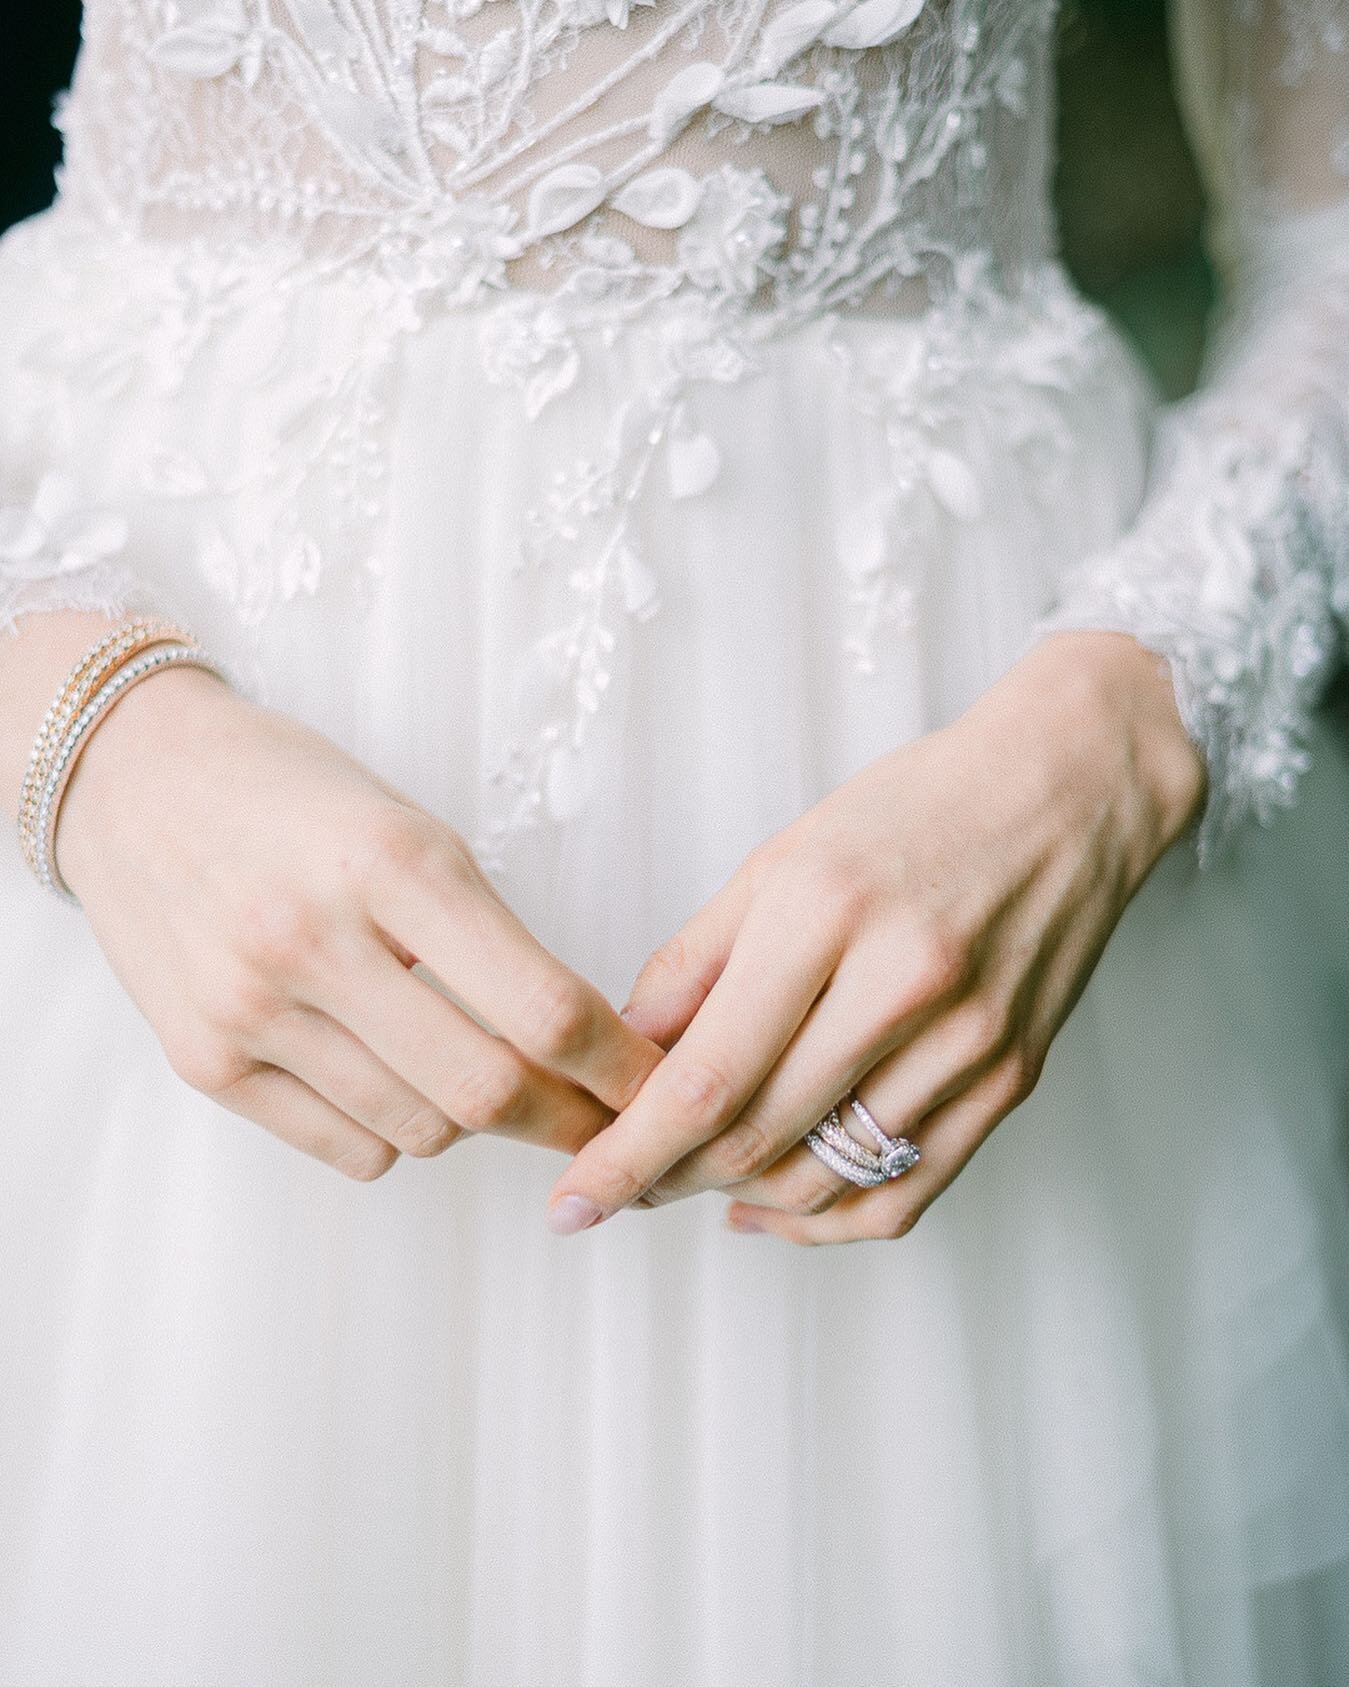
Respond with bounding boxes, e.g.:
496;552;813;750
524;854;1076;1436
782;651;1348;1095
2;39;161;642
1036;0;1349;860
0;471;161;639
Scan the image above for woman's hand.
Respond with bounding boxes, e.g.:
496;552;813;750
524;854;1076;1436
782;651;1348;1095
53;663;661;1180
544;632;1205;1241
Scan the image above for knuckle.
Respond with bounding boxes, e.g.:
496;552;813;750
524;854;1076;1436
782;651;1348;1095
389;1104;458;1158
893;1201;924;1237
869;1204;919;1242
362;808;468;892
742;838;787;893
163;1030;253;1098
799;856;869;932
962;995;1012;1058
635;935;688;988
997;1044;1042;1110
582;1156;649;1212
520;974;595;1064
904;917;965;1004
705;1116;776;1184
203;964;295;1039
363;806;435;875
200;967;280;1039
235;893;326;979
627;934;722;1038
332;1140;399;1182
455;1049;529;1134
668;1058;736;1133
786;1171;842;1216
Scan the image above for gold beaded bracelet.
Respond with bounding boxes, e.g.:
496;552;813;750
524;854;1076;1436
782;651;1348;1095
33;643;229;904
16;619;193;876
16;618;215;900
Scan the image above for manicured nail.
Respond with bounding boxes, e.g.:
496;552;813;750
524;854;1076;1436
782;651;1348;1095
727;1210;766;1234
548;1195;604;1236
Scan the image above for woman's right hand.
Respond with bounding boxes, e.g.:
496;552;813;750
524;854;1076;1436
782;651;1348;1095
52;661;662;1180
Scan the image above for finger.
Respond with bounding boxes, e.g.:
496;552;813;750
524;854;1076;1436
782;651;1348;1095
255;1005;464;1159
367;831;660;1110
618;869;754;1048
546;895;841;1230
724;1053;1030;1245
320;935;616;1154
691;990;1007;1211
642;943;983;1207
216;1066;400;1182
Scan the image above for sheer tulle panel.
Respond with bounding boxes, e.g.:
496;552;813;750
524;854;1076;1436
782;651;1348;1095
60;1;1057;309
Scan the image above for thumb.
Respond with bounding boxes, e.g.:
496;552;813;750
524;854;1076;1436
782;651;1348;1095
620;869;753;1050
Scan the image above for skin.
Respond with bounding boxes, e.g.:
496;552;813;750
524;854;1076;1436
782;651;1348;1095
545;630;1207;1245
1;610;663;1180
4;616;1203;1242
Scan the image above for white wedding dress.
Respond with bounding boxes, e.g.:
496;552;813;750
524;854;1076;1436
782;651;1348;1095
2;1;1348;1682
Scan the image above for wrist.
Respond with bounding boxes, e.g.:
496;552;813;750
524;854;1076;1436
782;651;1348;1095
0;609;137;823
967;631;1206;887
1025;631;1207;865
55;662;238;898
1115;641;1209;854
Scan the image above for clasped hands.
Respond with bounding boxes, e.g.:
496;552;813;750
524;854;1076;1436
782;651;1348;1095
58;631;1203;1247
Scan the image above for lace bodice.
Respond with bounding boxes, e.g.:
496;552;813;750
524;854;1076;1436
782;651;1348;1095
57;0;1056;315
1;0;1347;863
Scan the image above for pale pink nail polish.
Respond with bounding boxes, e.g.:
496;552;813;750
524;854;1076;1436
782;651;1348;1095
548;1195;604;1236
728;1210;765;1234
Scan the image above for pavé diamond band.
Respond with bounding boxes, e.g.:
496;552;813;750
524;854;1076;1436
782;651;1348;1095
804;1091;921;1189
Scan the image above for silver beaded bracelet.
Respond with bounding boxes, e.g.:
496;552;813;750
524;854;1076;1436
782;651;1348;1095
16;618;183;878
31;641;230;906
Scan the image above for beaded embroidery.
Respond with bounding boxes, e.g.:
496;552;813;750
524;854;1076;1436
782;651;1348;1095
1;0;1346;859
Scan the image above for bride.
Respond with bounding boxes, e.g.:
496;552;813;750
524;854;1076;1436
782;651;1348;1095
1;1;1346;1681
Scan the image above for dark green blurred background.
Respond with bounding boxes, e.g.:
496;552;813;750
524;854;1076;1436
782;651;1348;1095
1055;0;1214;399
1;0;1213;397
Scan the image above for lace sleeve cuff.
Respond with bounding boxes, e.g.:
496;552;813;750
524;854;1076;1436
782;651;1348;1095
1035;406;1348;863
0;472;161;638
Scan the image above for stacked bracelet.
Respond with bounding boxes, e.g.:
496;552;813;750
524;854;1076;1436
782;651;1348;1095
16;618;185;877
16;621;228;906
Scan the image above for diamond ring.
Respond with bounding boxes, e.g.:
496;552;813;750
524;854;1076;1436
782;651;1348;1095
803;1091;921;1189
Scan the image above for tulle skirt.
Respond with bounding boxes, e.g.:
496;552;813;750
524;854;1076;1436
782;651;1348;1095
1;218;1347;1686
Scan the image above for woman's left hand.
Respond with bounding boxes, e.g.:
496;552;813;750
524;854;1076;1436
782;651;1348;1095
545;631;1206;1243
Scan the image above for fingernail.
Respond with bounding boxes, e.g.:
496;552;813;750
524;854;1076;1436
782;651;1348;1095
727;1210;766;1234
619;1002;654;1034
547;1195;605;1236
